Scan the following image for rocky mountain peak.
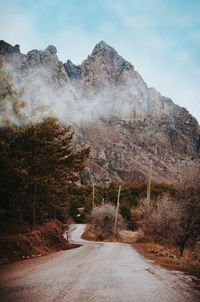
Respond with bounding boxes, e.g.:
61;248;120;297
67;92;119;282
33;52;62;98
92;40;117;55
0;40;20;55
0;40;199;184
90;40;133;72
0;40;21;63
79;41;134;93
45;45;57;55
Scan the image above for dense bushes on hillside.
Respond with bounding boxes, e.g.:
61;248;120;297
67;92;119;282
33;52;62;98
68;179;199;258
66;182;177;225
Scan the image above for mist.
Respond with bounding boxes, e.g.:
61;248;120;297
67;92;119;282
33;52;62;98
2;58;164;127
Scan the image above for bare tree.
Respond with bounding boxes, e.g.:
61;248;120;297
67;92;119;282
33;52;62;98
175;163;200;255
64;224;71;242
138;163;200;256
88;204;124;240
141;195;185;244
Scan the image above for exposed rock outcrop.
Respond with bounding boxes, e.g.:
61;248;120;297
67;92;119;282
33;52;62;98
0;40;199;184
0;40;20;58
64;59;81;80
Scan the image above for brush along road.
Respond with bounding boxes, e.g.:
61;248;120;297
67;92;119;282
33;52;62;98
0;224;199;302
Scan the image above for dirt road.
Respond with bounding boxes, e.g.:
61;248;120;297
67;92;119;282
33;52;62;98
0;224;199;302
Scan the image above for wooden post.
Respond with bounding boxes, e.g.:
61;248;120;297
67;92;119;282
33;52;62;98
147;160;153;204
92;184;95;210
113;185;121;238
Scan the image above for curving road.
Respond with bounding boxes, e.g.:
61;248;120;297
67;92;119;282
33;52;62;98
0;224;199;302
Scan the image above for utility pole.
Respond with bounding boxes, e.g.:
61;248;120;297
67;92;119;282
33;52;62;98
92;184;95;210
113;185;121;238
146;160;153;204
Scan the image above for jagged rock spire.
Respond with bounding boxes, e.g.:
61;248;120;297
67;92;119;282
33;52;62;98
45;45;57;54
64;60;81;80
92;40;117;55
91;40;133;71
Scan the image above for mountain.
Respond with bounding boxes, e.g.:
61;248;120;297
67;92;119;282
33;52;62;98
0;40;199;184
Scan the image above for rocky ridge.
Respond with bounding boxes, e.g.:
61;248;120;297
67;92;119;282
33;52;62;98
0;40;199;184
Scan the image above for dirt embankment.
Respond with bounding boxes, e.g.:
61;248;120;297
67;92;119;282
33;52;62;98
0;220;78;264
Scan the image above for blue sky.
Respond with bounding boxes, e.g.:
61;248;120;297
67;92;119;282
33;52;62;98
0;0;200;121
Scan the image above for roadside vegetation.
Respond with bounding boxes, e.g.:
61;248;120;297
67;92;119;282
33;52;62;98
136;168;200;263
86;203;124;240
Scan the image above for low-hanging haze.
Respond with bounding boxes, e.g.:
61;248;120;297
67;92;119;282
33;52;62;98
0;0;200;122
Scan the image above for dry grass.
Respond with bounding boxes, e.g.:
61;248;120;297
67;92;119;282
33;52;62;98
132;242;200;278
119;229;144;243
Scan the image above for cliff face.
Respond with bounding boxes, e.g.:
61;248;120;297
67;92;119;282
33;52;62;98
64;41;200;184
0;40;199;184
0;41;68;84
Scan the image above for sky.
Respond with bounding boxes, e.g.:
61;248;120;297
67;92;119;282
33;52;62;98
0;0;200;122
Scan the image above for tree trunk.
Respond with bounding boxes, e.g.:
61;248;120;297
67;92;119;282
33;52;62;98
179;235;189;256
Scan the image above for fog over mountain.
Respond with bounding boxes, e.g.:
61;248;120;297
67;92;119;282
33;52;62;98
0;40;199;184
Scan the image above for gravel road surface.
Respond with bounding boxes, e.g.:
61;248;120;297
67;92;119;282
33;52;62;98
0;224;199;302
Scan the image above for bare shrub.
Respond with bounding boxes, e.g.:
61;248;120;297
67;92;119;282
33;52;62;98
137;197;153;222
176;164;200;255
88;204;124;240
141;195;185;243
138;169;200;256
